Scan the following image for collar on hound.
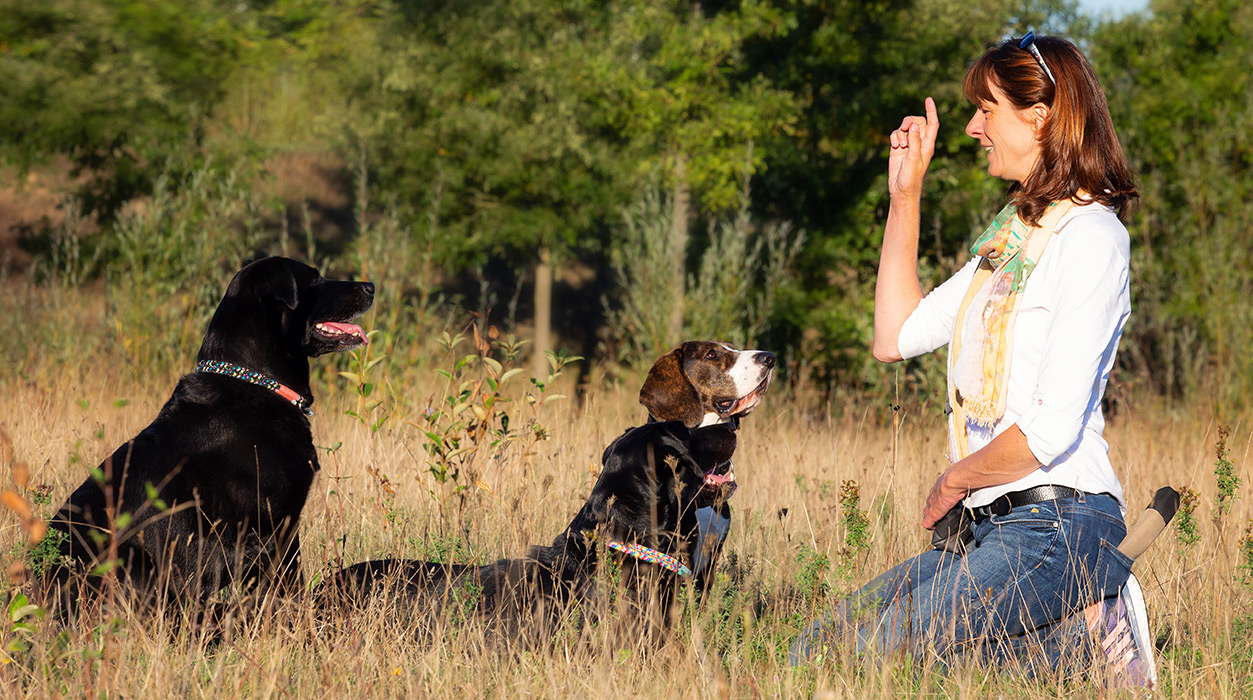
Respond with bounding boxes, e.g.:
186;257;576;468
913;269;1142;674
604;539;692;577
196;360;313;416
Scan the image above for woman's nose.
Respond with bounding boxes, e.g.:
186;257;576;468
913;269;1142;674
965;111;983;139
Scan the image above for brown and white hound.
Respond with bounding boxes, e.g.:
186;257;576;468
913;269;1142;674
638;340;775;576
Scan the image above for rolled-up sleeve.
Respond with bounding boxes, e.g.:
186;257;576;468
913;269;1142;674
1017;222;1130;465
898;258;980;360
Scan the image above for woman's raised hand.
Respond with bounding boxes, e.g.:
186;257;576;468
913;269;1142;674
888;97;939;203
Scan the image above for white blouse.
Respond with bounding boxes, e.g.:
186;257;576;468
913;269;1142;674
897;202;1130;510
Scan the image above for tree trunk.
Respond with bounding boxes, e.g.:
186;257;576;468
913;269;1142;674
532;246;553;380
668;154;690;347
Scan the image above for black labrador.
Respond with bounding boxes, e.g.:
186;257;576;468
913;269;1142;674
43;256;373;610
318;341;774;640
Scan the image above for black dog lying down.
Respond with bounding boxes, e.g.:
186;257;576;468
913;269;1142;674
319;341;774;638
43;257;373;611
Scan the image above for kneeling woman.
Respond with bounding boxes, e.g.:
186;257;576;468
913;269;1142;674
791;34;1153;685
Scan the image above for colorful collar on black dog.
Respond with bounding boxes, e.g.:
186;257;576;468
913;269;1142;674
196;360;313;416
605;540;692;576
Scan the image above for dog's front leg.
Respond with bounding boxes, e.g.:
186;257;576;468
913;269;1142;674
693;503;731;593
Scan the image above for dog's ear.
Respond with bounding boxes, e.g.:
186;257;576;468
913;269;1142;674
640;347;702;428
255;262;300;310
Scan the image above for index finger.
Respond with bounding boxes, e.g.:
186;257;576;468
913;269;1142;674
923;96;940;148
924;96;938;127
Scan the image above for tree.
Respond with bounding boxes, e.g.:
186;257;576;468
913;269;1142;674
1092;0;1253;407
729;0;1080;388
0;0;255;218
590;1;799;345
322;0;798;373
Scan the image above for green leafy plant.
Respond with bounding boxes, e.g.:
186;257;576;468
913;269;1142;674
1213;425;1241;522
606;176;805;367
449;580;484;629
1;592;45;664
1238;519;1253;588
415;327;580;497
339;329;388;432
839;480;871;557
409;534;477;566
24;527;71;579
794;544;830;605
1176;486;1201;549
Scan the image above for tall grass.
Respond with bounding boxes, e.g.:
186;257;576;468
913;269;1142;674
3;164;1252;697
2;353;1251;696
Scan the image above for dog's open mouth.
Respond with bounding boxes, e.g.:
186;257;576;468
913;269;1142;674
314;321;369;347
702;461;737;501
727;375;771;418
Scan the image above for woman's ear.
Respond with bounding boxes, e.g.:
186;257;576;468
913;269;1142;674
639;346;703;427
1030;102;1050;131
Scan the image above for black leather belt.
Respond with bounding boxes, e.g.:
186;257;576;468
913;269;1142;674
968;485;1083;521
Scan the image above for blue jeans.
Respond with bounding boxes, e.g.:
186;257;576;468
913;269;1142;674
789;493;1133;672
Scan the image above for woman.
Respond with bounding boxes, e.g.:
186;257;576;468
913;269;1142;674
791;34;1154;686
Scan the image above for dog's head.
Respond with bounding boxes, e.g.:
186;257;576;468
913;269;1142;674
585;421;739;551
639;341;775;429
198;257;375;366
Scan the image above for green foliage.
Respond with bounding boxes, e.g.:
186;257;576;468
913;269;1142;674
24;528;71;580
449;580;484;628
1093;0;1253;408
0;0;258;216
605;189;676;363
1238;519;1253;588
8;0;1253;409
839;480;871;557
1213;425;1241;520
793;544;830;605
417;329;579;495
607;178;805;363
409;534;477;566
1;592;45;664
1175;486;1201;549
103;160;276;368
685;177;807;349
340;331;389;433
591;0;800;212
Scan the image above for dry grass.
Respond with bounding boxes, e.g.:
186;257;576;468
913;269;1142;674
0;361;1251;698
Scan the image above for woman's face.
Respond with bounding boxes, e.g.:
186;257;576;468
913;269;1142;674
965;81;1046;184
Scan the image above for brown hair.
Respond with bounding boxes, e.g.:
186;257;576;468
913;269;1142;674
962;35;1138;225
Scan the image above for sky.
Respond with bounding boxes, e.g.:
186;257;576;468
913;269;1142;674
1077;0;1150;16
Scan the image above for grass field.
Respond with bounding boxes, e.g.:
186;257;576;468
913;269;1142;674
1;343;1252;698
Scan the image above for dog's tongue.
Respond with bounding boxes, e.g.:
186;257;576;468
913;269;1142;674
728;389;761;416
704;472;735;487
322;322;368;344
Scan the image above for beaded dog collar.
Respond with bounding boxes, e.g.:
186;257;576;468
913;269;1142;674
196;360;313;416
605;539;692;577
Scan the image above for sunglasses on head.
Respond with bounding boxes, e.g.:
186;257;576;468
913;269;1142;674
1019;31;1056;85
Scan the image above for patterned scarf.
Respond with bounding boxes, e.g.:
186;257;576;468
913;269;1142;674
947;200;1074;461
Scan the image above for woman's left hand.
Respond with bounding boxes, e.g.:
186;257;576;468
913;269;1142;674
922;469;967;530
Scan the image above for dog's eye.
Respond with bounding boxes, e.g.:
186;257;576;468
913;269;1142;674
705;349;718;360
715;399;734;412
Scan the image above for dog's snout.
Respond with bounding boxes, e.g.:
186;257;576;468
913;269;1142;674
362;282;375;297
755;351;775;369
